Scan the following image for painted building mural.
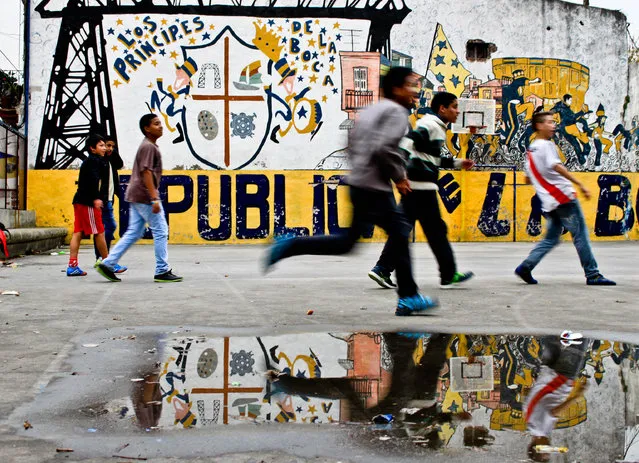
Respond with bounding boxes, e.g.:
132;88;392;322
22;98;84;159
134;331;638;460
27;0;639;241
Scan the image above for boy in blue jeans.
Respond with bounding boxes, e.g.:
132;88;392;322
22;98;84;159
515;112;615;286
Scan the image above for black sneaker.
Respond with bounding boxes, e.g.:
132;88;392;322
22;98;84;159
154;269;183;283
96;263;121;282
368;265;396;289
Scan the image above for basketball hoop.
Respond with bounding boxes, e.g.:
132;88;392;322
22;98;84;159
468;125;487;135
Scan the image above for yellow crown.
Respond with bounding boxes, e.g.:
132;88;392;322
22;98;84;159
252;22;284;62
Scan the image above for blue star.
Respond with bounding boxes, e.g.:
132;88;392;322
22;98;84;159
295;56;299;60
320;63;324;67
312;51;318;59
159;49;166;56
178;34;183;39
144;25;149;30
296;369;306;378
267;19;275;26
451;75;461;87
107;28;115;35
435;73;445;83
332;88;339;94
297;75;304;82
125;29;132;35
437;40;448;50
297;106;308;118
448;400;459;413
320;27;327;34
329;56;335;63
202;32;211;41
451;58;460;68
282;37;287;44
336;34;342;41
285;19;290;23
434;55;445;66
299;33;303;37
283;53;288;58
175;18;180;23
138;40;142;44
296;407;303;413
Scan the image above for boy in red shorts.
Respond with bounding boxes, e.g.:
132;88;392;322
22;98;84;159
67;134;110;276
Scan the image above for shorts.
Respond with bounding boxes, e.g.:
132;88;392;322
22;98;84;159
73;203;104;235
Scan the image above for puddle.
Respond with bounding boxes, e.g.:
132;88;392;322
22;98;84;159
11;329;639;462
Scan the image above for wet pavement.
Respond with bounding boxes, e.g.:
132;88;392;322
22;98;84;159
1;242;639;462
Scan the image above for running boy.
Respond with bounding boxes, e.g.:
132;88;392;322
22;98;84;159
265;67;437;316
96;114;182;283
369;91;475;289
68;134;111;276
515;112;615;285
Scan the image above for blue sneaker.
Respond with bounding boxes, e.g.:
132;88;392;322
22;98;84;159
395;294;438;316
515;265;538;284
114;263;128;274
368;266;396;289
586;274;616;286
264;236;295;273
67;266;87;277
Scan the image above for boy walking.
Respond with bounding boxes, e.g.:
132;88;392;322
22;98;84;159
67;135;111;276
515;112;615;285
265;67;437;316
93;134;127;273
96;114;182;283
369;92;475;289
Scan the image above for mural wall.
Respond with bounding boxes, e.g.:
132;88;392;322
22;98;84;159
27;0;639;241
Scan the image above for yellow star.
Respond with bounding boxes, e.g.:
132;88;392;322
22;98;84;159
303;64;309;71
309;74;318;84
333;22;340;29
189;37;196;45
257;19;262;24
307;405;317;414
116;19;123;26
170;51;179;59
315;19;320;25
161;19;168;26
277;26;283;32
209;24;215;30
307;38;316;47
144;34;149;40
113;80;122;88
329;64;336;73
147;82;153;88
320;51;325;56
151;59;158;67
135;16;140;21
322;95;328;103
111;45;118;52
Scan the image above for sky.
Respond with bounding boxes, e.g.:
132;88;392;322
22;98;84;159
0;0;638;75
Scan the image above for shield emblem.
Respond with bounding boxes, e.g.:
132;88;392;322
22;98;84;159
181;27;272;170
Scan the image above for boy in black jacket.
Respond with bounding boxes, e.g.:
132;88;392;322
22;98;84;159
67;135;110;276
368;92;475;289
93;135;127;273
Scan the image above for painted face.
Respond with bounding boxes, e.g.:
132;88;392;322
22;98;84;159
145;116;164;139
90;140;107;156
105;140;116;156
439;100;460;124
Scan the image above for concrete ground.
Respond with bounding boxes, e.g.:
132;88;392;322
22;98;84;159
0;241;637;462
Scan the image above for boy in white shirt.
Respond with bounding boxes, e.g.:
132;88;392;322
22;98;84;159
515;112;615;286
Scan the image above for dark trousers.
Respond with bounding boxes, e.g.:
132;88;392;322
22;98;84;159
280;186;418;298
376;189;456;282
93;200;117;259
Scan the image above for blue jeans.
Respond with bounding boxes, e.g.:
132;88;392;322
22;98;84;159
103;202;170;275
94;200;117;259
520;200;599;278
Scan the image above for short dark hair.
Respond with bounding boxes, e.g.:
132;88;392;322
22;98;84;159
104;134;116;143
532;111;554;131
563;94;572;102
139;113;159;136
86;134;105;151
431;92;457;114
382;67;413;100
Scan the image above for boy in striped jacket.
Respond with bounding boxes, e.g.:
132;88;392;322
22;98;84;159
515;112;615;285
368;92;475;289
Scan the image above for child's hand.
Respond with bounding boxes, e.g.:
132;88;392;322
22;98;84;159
93;199;103;208
579;184;591;200
461;159;475;170
396;178;412;195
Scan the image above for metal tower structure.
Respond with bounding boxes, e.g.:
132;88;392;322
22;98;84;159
34;0;411;168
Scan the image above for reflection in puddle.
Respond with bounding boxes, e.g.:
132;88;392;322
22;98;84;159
130;332;639;461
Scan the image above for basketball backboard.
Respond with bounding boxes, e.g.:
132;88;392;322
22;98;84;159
451;98;497;135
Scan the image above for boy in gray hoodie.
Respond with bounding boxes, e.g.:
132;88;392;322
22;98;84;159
265;67;437;316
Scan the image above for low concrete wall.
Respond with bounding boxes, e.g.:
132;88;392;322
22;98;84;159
5;227;67;256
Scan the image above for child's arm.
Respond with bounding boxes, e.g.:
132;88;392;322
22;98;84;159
552;164;591;200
